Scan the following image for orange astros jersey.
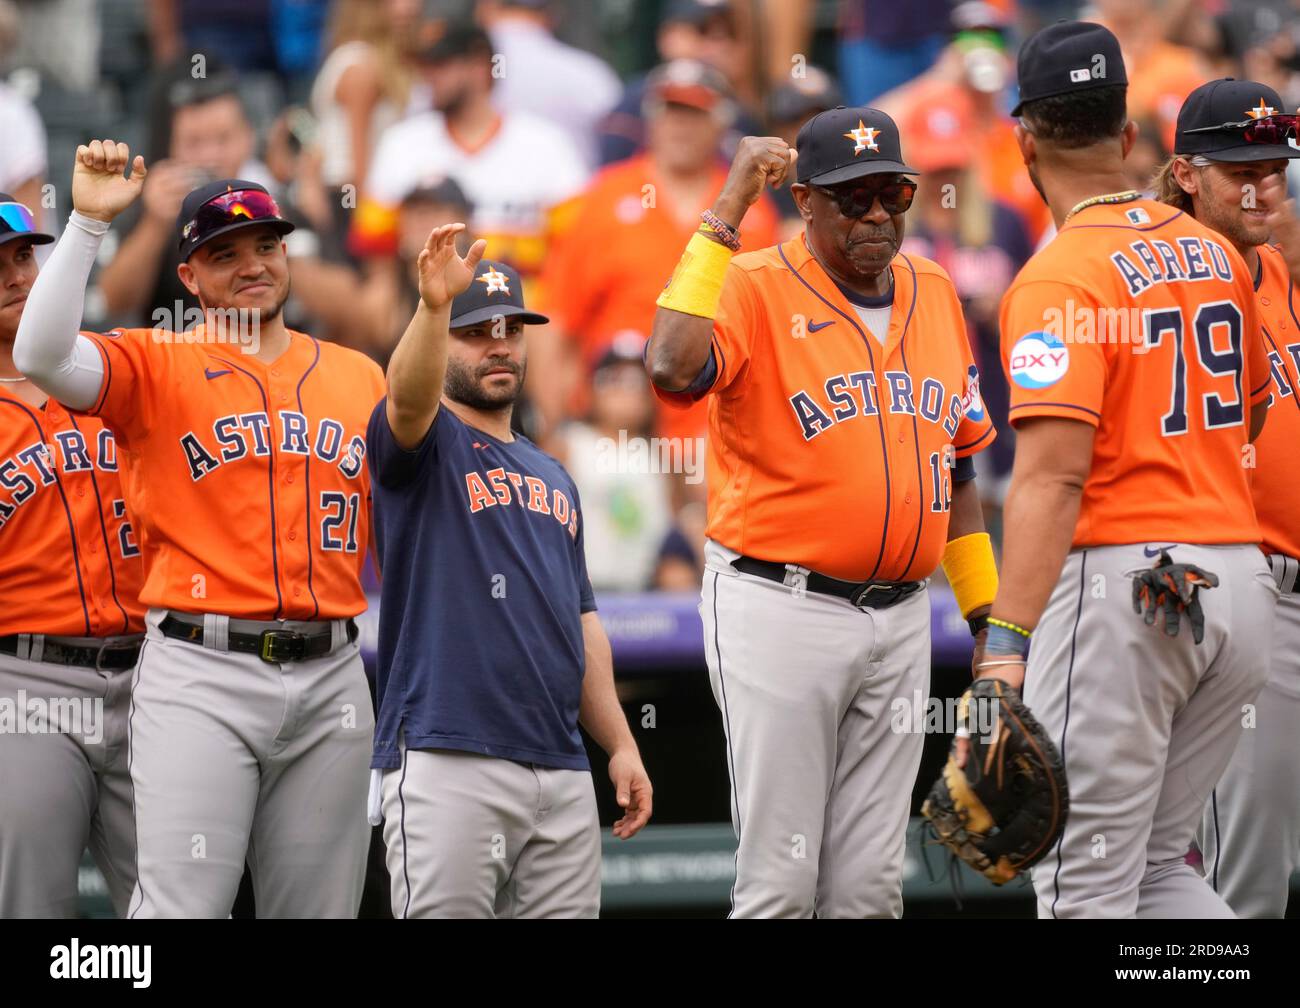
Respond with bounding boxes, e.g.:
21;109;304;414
1251;244;1300;561
1;391;145;637
1000;199;1269;548
655;233;995;582
77;326;386;619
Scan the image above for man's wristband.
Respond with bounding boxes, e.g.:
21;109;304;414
656;231;733;319
985;623;1029;657
942;532;999;617
968;613;990;637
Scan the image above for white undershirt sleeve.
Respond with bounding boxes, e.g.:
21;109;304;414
12;210;109;411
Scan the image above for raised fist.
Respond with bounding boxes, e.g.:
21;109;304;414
72;140;147;223
712;136;798;228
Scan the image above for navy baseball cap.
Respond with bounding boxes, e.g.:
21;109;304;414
1175;78;1300;162
177;180;294;261
449;259;549;328
1010;20;1127;117
796;106;917;186
0;195;54;247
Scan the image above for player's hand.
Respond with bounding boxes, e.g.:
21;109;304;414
415;223;486;311
1261;173;1300;281
607;747;653;839
712;136;797;228
958;656;1026;768
141;159;200;224
72;140;147;223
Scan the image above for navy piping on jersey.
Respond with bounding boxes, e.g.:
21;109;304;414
1009;402;1102;421
711;569;742;919
893;253;925;579
398;742;411;919
90;337;113;416
223;357;285;619
1049;548;1089;919
954;425;996;453
1209;788;1222;891
68;414;130;633
1261;324;1300;413
1064;209;1187;233
2;398;92;635
126;640;148;918
777;241;893;576
294;338;322;620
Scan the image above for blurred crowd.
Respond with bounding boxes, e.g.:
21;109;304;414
4;0;1300;593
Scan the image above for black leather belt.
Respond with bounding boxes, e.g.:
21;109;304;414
160;614;358;663
0;634;142;670
732;556;925;610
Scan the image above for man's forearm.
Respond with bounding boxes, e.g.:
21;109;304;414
578;612;636;756
384;300;448;446
991;473;1084;630
647;309;714;391
97;214;171;317
947;476;986;541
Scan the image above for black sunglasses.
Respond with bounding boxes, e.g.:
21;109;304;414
812;179;917;218
1183;114;1300;145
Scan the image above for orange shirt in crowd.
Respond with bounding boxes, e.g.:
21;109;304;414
0;392;145;637
542;153;780;442
1000;199;1269;548
1100;21;1207;151
654;234;995;581
1251;244;1300;560
78;327;386;620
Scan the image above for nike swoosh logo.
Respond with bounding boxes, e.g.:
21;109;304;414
204;368;233;380
1144;544;1177;557
808;320;836;333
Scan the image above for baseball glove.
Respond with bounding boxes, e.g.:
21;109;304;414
921;677;1069;885
1130;549;1219;645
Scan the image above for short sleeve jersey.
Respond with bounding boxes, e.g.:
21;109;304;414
655;234;995;582
999;199;1269;548
1;392;145;637
77;326;386;619
366;404;596;772
1250;244;1300;560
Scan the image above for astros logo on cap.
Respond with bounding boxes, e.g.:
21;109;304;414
477;266;510;295
844;120;880;155
1246;99;1277;120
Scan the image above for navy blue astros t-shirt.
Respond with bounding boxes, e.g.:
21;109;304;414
367;401;597;771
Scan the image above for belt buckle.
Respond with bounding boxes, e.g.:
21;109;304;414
850;582;890;609
95;641;138;672
259;629;303;663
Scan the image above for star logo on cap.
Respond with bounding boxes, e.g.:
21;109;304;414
1246;99;1277;120
477;266;510;295
844;120;880;155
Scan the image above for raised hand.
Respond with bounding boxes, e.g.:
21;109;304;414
416;223;487;311
712;136;798;228
72;140;147;223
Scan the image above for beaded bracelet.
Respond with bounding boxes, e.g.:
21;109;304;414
700;209;741;252
987;616;1032;638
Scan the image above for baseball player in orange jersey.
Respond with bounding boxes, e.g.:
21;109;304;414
0;197;145;917
14;140;386;918
1154;78;1300;917
648;107;1001;918
977;24;1276;918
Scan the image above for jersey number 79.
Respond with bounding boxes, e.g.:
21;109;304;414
1143;301;1244;436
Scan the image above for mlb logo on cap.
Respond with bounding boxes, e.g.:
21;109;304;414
1070;69;1091;83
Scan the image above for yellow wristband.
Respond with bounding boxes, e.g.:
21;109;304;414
942;531;999;618
656;231;733;319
